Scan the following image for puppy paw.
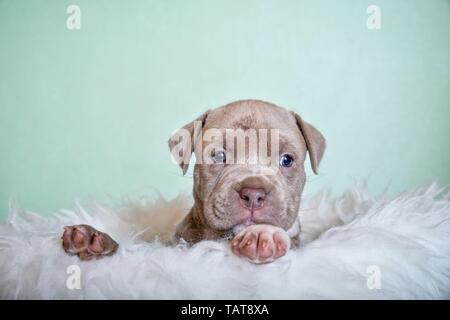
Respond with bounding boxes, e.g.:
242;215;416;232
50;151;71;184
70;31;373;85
62;224;118;261
231;224;290;264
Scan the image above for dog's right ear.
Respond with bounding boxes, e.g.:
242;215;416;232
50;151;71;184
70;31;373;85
291;111;326;174
168;111;209;175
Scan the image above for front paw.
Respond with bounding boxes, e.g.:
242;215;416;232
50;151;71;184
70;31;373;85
62;224;118;261
231;224;290;264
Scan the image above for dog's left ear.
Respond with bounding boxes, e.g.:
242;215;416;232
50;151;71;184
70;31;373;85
168;111;209;175
291;112;326;174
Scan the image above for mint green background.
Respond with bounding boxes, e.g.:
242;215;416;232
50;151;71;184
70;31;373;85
1;0;449;220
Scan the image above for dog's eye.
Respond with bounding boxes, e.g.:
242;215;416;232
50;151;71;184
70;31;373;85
212;150;226;163
279;154;294;167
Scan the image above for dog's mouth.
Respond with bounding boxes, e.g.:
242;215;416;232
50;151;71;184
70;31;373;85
212;205;273;231
231;217;278;235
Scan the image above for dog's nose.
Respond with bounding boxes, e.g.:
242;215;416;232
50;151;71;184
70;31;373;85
239;188;267;209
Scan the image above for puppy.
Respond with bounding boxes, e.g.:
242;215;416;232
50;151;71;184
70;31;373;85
62;100;325;263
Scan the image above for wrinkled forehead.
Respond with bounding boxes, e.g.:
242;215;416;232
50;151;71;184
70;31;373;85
204;102;299;134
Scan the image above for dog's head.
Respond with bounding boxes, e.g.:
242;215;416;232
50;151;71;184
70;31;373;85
169;100;325;233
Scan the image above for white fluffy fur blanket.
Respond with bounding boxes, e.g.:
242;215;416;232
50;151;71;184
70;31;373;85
0;184;449;299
